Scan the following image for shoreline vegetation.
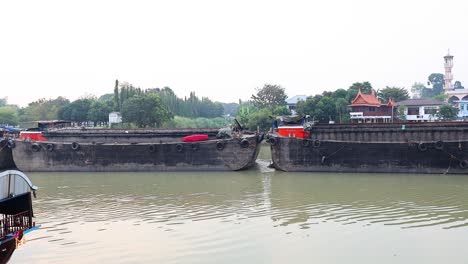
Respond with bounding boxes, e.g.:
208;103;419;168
0;73;459;132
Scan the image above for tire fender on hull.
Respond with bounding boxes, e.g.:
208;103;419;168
71;142;80;151
460;160;468;169
46;143;54;152
240;139;250;148
31;143;41;152
268;137;277;146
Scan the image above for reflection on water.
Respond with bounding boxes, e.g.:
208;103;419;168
11;158;468;263
27;170;468;230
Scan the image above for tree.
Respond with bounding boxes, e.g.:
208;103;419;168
335;97;350;123
235;101;255;127
377;86;409;103
433;93;448;102
251;84;287;109
0;106;19;125
411;82;426;99
198;97;224;118
346;82;373;102
113;79;120;111
0;97;7;107
296;95;319;118
454;81;464;90
422;73;444;98
99;93;114;102
332;89;348;99
437;105;458;121
272;106;291;116
245;108;274;132
396;106;407;121
295;87;355;123
428;73;444;88
58;98;93;122
87;101;112;126
121;94;173;127
222;102;239;116
315;96;338;122
20;97;70;122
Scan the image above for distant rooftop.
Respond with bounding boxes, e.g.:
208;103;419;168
286;95;308;104
396;99;445;106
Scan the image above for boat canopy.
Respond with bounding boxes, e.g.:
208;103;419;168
0;170;37;201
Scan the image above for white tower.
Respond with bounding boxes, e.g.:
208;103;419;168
444;51;454;91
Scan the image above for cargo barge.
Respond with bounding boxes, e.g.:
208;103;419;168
10;127;264;172
268;120;468;174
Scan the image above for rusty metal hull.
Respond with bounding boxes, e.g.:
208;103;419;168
12;134;263;172
269;122;468;174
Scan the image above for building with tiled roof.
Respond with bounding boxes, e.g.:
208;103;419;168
349;89;396;123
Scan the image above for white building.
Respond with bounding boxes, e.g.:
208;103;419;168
286;95;308;115
396;99;445;122
109;112;122;124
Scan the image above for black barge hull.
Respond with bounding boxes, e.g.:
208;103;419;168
269;122;468;174
0;237;15;264
11;134;263;172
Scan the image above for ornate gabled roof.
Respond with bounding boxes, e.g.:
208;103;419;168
350;89;382;106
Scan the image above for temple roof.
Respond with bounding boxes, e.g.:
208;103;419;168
350;89;382;106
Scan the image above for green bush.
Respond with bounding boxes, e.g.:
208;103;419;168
162;116;230;129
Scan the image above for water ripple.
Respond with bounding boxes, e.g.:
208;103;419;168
20;170;468;257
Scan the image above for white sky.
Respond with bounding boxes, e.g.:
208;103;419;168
1;0;467;106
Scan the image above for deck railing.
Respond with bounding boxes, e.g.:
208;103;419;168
0;211;32;238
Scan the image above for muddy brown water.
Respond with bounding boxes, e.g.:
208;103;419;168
11;146;468;263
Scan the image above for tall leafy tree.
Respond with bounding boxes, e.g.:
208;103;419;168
20;97;70;122
296;89;351;123
422;73;444;98
346;82;373;102
0;106;19;125
454;81;464;90
251;84;287;109
121;94;173;127
245;108;274;132
411;82;426;99
335;97;350;123
58;98;93;122
377;87;409;103
87;101;112;126
113;79;120;111
0;97;7;107
199;97;224;118
99;93;114;102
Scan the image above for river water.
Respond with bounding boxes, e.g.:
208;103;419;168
11;147;468;263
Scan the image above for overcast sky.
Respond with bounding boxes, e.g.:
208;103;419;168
1;0;467;106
